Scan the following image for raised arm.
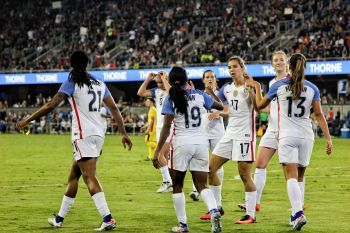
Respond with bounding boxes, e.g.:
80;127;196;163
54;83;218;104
137;73;156;97
16;92;66;130
104;95;132;150
159;71;171;92
312;99;332;155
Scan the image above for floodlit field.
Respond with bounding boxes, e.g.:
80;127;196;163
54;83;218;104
1;134;349;232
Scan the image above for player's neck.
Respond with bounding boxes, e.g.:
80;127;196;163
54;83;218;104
233;76;244;86
275;71;287;80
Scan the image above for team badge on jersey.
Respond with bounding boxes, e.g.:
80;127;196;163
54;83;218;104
233;90;238;97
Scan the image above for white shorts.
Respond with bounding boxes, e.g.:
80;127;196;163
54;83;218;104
168;143;209;172
278;137;314;167
156;126;174;143
72;136;104;161
259;130;278;150
212;136;256;162
209;138;221;151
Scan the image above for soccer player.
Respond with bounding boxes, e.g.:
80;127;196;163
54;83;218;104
237;50;289;212
152;66;224;233
138;72;173;192
143;97;157;160
250;53;332;230
16;51;133;231
204;56;259;224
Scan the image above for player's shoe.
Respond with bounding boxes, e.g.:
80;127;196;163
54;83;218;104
189;191;200;201
291;211;307;231
48;214;63;228
157;182;173;193
210;211;222;233
200;207;224;220
235;215;256;224
237;203;260;212
171;222;189;232
95;218;116;231
289;215;295;226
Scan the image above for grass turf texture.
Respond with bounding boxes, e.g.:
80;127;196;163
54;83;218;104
1;134;349;232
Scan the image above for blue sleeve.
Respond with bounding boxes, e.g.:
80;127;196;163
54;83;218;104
104;84;111;99
306;81;320;101
161;96;174;115
58;79;75;97
199;91;214;109
217;84;228;105
150;87;157;97
267;83;279;100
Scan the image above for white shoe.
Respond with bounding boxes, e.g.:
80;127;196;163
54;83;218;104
157;182;173;193
189;191;200;201
172;222;189;232
292;212;307;231
48;216;63;228
95;218;116;231
211;211;222;233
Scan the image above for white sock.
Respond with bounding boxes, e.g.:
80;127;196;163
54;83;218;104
58;195;75;218
209;185;222;207
254;168;266;205
192;182;197;192
200;188;218;211
287;178;303;216
160;166;172;183
298;179;305;206
92;192;111;217
217;166;224;184
245;191;257;218
173;193;187;224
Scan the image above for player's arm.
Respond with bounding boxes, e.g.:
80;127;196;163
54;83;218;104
152;114;173;169
16;92;66;130
104;95;132;150
159;71;171;92
137;73;156;97
145;115;155;134
312;99;332;155
256;95;271;110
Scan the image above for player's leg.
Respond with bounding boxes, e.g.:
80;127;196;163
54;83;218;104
235;161;256;224
48;160;81;227
157;142;173;192
298;166;306;208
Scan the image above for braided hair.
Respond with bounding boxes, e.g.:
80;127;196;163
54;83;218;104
168;66;188;115
68;51;93;88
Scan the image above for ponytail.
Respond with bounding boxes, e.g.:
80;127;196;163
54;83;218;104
289;53;306;99
168;66;188;115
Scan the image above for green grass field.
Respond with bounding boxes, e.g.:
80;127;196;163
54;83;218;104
1;134;349;233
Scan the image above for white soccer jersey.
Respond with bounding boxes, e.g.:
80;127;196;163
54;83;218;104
266;77;280;132
59;76;111;141
267;78;320;140
202;90;225;139
151;87;168;129
217;82;256;141
162;89;214;147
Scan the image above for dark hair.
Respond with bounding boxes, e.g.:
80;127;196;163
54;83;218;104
68;51;93;88
202;69;218;89
289;53;306;99
146;97;155;105
168;66;188;115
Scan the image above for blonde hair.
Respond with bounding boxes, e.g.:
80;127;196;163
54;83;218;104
228;56;248;76
289;53;306;99
271;50;289;72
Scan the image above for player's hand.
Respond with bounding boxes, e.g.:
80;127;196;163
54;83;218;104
15;120;28;132
152;150;161;169
158;71;168;80
326;139;333;155
208;111;220;121
121;135;132;151
147;72;157;81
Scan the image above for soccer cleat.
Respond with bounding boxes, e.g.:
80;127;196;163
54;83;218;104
289;215;295;226
291;211;307;231
211;211;222;233
171;222;189;232
235;215;256;224
189;191;200;201
95;218;116;231
48;214;63;228
237;203;260;212
200;207;224;220
157;182;173;193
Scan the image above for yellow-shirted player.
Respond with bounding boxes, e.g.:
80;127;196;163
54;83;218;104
144;97;157;159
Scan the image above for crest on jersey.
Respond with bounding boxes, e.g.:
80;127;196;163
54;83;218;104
233;90;238;97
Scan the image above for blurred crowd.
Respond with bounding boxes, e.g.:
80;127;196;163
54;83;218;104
1;0;349;72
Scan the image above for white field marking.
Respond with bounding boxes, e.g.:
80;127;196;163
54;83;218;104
1;173;350;189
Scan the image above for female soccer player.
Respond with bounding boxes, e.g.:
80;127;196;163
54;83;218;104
16;51;133;231
138;71;173;192
153;66;224;233
238;50;289;212
251;53;332;230
143;97;157;160
205;56;259;224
